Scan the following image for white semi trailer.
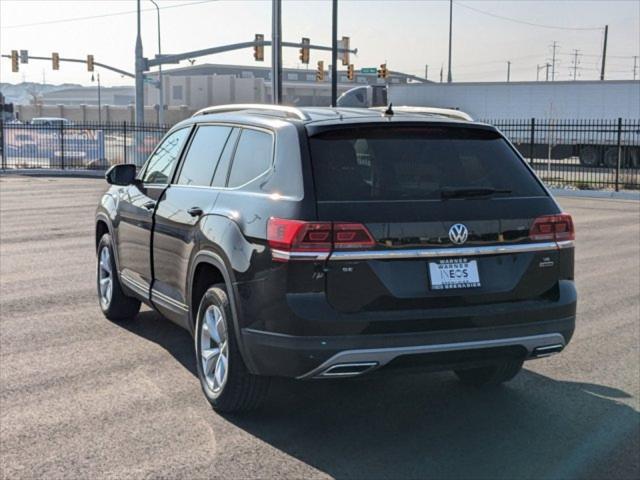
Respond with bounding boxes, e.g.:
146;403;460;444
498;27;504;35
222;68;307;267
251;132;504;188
337;81;640;167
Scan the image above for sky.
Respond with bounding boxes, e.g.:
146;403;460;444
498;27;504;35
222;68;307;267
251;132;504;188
1;0;638;87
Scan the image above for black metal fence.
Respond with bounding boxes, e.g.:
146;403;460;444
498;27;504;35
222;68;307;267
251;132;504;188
1;118;639;190
487;118;640;191
0;121;168;171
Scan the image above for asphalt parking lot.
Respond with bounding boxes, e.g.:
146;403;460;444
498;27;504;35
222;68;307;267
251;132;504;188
1;175;639;479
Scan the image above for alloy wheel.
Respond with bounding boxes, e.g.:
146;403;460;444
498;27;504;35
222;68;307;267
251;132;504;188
200;305;229;397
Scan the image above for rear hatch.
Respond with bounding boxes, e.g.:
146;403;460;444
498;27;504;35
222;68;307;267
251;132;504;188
308;123;572;313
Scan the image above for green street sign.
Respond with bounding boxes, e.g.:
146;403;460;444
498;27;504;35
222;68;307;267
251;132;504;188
360;67;377;74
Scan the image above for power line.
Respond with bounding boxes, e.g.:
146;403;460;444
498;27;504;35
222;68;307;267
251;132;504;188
455;2;603;31
1;0;217;29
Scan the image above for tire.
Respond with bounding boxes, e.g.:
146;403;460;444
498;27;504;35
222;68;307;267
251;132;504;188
97;233;141;321
579;145;601;167
603;147;619;168
194;284;270;413
454;359;523;387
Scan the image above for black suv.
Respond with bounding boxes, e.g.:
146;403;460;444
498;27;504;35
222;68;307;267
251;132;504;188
95;105;576;412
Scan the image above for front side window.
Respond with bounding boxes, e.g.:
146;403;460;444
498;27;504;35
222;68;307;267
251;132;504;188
142;128;189;184
226;129;273;188
176;125;232;186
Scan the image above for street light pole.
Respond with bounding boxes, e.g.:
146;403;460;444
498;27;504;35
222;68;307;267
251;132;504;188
271;0;283;104
331;0;338;106
447;0;453;83
135;0;144;125
150;0;163;126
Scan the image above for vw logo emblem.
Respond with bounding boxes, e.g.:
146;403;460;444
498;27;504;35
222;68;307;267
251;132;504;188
449;223;469;245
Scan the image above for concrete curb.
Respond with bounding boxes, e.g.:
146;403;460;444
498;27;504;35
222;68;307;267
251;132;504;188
550;188;640;201
0;169;105;179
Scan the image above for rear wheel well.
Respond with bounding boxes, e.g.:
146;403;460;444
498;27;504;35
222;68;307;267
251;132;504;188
191;262;225;327
96;220;109;250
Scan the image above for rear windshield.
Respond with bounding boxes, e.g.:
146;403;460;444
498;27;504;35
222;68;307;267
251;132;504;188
309;126;546;201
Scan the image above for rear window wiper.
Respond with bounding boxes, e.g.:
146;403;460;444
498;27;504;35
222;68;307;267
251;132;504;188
440;187;512;199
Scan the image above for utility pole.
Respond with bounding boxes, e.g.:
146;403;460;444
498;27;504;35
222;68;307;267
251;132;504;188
570;49;580;81
506;61;511;82
440;64;443;83
425;64;428;81
331;0;338;106
134;0;144;125
545;63;550;81
536;64;546;81
600;25;608;80
633;56;638;81
550;41;559;81
150;0;163;126
271;0;282;104
92;73;102;123
447;0;453;83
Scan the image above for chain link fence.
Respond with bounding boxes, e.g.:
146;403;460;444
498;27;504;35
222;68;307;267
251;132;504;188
1;118;639;190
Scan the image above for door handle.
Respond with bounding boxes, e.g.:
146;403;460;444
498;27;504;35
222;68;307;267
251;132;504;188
143;200;156;211
187;206;203;217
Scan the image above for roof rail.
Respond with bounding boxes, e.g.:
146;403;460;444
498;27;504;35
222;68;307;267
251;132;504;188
192;104;310;121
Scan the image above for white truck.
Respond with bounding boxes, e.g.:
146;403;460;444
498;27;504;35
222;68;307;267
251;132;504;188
337;81;640;167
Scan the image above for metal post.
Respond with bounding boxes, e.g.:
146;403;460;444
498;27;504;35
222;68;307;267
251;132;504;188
271;0;282;104
59;120;65;170
529;118;535;163
331;0;338;106
97;73;102;123
507;61;511;82
150;0;163;126
615;117;622;191
0;119;5;169
135;0;144;124
425;64;428;81
123;121;128;164
600;25;608;81
447;0;453;83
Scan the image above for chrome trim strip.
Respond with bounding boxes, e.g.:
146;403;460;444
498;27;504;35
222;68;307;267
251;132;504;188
120;273;149;299
298;333;566;379
151;289;189;312
557;240;575;249
271;249;330;261
328;241;559;261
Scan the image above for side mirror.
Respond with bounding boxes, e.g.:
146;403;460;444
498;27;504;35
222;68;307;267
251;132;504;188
105;164;137;186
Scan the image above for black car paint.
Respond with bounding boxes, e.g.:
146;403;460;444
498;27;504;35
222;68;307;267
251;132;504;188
96;113;576;379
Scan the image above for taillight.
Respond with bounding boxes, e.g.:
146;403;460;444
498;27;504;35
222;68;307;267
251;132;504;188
529;213;575;242
267;218;331;252
333;223;375;249
267;218;375;261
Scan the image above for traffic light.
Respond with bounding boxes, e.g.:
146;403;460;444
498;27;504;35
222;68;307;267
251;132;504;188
11;50;19;72
341;36;350;66
316;60;324;81
347;64;355;81
254;34;264;61
377;63;388;79
87;54;94;72
52;52;60;70
299;37;310;64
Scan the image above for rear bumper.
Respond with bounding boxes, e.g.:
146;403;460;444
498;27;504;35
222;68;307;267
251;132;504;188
241;314;575;378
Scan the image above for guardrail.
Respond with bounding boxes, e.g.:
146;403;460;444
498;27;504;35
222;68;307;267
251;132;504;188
1;118;638;190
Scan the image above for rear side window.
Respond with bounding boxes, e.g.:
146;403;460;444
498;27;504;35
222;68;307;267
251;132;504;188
176;125;232;186
227;129;273;188
309;126;545;201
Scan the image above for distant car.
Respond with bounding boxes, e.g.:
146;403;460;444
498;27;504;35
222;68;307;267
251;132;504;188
30;117;72;127
96;104;577;413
